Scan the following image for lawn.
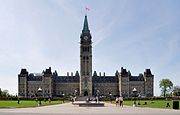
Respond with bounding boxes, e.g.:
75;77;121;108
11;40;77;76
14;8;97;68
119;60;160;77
0;100;64;108
112;100;180;109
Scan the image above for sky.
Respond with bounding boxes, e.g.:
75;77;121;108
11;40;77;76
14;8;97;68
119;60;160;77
0;0;180;96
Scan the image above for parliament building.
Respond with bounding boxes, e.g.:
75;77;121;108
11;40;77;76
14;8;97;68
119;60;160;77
18;16;154;98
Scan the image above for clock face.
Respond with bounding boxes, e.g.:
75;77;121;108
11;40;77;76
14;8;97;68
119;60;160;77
84;36;88;40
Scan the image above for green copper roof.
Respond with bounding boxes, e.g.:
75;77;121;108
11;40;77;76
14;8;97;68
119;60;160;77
82;15;90;33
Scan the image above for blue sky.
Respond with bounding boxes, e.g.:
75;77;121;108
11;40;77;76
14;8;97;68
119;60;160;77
0;0;180;96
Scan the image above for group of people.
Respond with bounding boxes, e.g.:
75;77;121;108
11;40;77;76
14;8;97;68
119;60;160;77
115;96;123;107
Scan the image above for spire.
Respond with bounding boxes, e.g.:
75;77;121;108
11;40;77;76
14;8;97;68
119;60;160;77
82;15;90;33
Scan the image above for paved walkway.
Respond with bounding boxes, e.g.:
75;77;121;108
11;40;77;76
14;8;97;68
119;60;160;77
0;102;180;115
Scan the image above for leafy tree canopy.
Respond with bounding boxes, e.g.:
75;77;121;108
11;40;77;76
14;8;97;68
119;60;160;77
173;85;180;96
159;79;173;97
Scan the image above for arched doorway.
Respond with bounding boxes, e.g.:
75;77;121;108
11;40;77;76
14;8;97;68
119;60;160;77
84;91;88;96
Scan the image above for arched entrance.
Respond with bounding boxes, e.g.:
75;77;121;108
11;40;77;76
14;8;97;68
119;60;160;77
84;91;88;96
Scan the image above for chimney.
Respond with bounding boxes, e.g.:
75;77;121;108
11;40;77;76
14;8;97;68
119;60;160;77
103;72;105;76
99;72;101;76
71;72;73;76
67;72;69;76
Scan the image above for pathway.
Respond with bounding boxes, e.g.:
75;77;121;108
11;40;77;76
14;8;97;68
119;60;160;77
0;102;179;115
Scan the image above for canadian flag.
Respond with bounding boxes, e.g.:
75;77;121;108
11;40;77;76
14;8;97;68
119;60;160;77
85;7;90;11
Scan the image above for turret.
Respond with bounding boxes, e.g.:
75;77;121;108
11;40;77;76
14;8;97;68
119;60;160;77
120;67;128;77
44;67;52;75
144;69;154;97
18;69;29;97
53;70;58;76
119;67;129;97
93;71;97;77
75;71;80;77
43;67;53;97
115;70;119;77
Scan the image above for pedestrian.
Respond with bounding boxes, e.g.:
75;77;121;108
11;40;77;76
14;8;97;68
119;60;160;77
119;96;123;107
48;98;51;103
71;97;74;104
115;96;119;107
166;98;170;108
17;98;20;104
35;98;38;102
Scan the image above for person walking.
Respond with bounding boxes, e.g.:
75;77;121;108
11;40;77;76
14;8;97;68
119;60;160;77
119;96;123;107
115;96;119;107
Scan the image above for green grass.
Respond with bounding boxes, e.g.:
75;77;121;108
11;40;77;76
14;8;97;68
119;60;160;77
0;100;65;108
112;100;180;109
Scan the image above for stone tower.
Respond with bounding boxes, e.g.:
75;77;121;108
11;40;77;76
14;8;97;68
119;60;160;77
119;67;129;97
144;69;154;97
42;67;53;97
18;69;28;97
80;15;92;96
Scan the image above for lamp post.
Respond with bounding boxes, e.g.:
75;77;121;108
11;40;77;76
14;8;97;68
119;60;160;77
137;93;141;105
17;96;20;104
74;90;77;97
132;88;137;107
96;90;100;103
109;93;112;103
37;87;43;106
73;90;77;102
62;93;65;103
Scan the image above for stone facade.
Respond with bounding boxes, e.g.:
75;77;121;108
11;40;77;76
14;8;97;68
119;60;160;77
18;15;154;98
80;15;93;96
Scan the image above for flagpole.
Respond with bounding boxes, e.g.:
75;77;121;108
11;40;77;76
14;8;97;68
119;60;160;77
85;7;90;16
85;8;87;16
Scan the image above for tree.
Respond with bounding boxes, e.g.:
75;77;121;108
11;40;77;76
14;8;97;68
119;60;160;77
0;88;2;96
159;79;173;97
172;85;180;96
1;89;9;97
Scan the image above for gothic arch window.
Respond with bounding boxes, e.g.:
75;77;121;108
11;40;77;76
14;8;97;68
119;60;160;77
84;77;88;87
83;56;86;60
83;47;86;52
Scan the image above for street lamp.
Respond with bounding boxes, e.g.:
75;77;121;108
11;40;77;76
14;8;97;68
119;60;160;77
73;90;78;102
96;90;100;103
132;88;137;107
74;90;77;97
17;96;20;104
109;93;112;103
137;93;141;105
62;93;65;103
37;87;42;106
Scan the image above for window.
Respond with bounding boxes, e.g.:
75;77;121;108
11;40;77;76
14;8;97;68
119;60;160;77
83;56;86;60
88;72;89;75
85;77;88;87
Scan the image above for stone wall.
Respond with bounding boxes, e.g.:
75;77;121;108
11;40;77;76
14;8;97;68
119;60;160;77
55;82;79;96
93;83;119;96
18;68;154;98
